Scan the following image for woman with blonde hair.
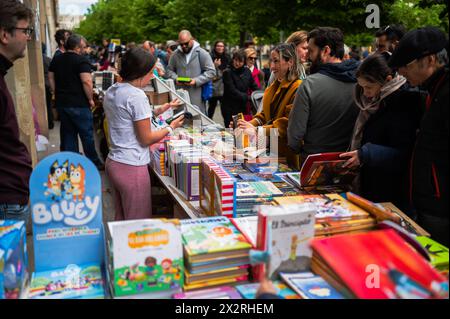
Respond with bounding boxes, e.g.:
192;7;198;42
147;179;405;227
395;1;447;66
236;43;302;168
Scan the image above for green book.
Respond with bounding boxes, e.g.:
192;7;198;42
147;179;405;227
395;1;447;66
177;77;192;83
181;217;252;260
416;236;449;271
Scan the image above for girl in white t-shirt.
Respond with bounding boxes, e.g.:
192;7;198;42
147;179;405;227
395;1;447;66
103;48;184;220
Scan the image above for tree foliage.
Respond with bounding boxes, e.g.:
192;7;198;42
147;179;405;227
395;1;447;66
75;0;448;47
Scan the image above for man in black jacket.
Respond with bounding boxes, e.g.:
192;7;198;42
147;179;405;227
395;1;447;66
0;0;33;222
390;27;449;246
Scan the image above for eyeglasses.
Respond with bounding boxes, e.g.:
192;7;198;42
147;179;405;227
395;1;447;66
13;27;34;37
179;41;190;47
248;57;257;60
169;45;178;51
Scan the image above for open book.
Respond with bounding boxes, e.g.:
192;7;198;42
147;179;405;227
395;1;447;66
286;152;357;188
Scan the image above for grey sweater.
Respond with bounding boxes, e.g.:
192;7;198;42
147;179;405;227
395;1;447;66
287;72;359;158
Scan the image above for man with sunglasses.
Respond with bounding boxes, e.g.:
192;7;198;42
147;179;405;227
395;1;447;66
389;27;449;246
0;0;34;222
166;30;215;114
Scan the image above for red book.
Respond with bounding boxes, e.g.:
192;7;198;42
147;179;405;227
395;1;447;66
311;229;447;299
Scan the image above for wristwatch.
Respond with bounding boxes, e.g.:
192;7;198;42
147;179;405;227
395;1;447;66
166;126;174;136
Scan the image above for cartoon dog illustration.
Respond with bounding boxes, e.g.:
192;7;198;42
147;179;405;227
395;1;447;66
70;164;86;201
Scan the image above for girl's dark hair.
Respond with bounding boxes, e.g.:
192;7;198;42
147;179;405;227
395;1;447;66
214;40;226;50
232;49;247;64
356;53;393;84
119;48;156;81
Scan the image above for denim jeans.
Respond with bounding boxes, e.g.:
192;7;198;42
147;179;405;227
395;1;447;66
0;203;30;224
58;107;101;165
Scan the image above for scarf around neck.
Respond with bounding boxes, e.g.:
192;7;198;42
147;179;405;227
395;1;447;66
350;75;407;150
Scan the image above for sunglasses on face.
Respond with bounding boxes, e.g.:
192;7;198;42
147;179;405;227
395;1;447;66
180;41;190;47
248;57;257;60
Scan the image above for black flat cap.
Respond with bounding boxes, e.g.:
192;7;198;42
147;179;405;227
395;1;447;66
389;27;448;69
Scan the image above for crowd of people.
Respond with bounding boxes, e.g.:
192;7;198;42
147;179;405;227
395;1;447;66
0;0;449;253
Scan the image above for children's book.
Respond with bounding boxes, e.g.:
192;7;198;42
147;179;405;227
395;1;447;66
416;236;449;272
235;181;283;198
0;220;28;299
182;274;248;292
28;263;105;299
235;281;300;299
107;219;184;297
173;286;242;299
230;216;258;247
311;229;448;299
280;272;344;299
185;265;249;284
256;204;316;281
275;194;370;222
181;217;252;261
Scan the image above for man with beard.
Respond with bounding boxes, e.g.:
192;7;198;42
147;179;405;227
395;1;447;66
287;27;360;161
166;30;215;114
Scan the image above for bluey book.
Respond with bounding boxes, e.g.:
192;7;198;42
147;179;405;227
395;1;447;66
181;217;252;262
236;281;300;299
256;204;316;281
280;272;344;299
107;219;184;297
28;263;105;299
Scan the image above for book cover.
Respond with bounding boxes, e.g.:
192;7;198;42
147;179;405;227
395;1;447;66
29;152;104;272
299;152;356;187
235;281;300;299
181;217;252;257
235;181;283;198
257;204;316;280
107;219;184;297
280;272;344;299
28;263;105;299
173;286;242;299
230;216;258;247
416;236;449;271
275;194;370;222
311;229;448;299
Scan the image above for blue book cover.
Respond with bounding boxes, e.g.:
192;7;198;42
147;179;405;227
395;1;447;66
29;152;104;272
280;272;344;299
236;281;300;299
29;263;105;299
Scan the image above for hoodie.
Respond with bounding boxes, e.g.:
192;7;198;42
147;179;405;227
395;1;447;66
317;59;360;83
287;60;359;158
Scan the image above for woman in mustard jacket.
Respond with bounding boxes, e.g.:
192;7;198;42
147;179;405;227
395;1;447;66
237;43;302;169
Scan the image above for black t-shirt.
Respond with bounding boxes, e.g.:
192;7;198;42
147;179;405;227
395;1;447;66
49;52;92;108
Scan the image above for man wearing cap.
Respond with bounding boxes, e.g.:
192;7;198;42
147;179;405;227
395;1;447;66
389;27;449;246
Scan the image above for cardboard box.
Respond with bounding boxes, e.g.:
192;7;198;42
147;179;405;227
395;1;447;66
145;92;170;106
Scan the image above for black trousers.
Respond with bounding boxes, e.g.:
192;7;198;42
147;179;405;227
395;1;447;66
208;96;223;119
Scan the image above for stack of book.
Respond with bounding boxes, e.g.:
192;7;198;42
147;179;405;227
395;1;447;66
235;181;284;217
275;194;376;237
164;139;191;178
310;229;449;299
106;219;184;299
150;140;167;176
199;158;236;218
173;150;209;201
181;217;252;291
